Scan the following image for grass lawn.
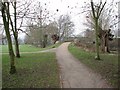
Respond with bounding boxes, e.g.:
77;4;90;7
68;43;118;87
1;43;61;53
2;52;60;88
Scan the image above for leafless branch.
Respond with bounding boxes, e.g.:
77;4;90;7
17;1;32;15
18;28;30;36
16;2;28;8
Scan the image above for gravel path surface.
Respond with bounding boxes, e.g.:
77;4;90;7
56;42;111;88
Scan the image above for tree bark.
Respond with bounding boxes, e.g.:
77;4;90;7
105;34;110;53
101;36;105;53
14;2;20;58
1;2;16;74
15;36;20;57
95;18;100;60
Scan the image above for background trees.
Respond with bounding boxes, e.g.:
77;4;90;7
80;0;119;59
82;0;116;59
24;24;46;47
84;1;117;53
24;14;75;46
24;21;58;47
57;14;74;42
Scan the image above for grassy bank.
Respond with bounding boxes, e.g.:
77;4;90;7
2;52;60;88
68;43;118;87
1;43;61;53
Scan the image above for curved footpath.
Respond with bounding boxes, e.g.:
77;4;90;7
56;42;112;88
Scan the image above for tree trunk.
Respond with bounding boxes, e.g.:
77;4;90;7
101;36;105;53
1;2;16;74
14;2;20;58
8;37;16;74
105;34;110;53
95;18;100;60
15;36;20;57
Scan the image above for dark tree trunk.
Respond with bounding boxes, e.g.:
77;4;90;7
105;34;110;53
1;2;16;74
101;36;105;53
42;34;48;48
15;37;20;57
95;18;100;60
14;2;20;58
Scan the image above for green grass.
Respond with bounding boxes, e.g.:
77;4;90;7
68;43;118;87
2;52;60;88
1;45;42;53
1;43;61;53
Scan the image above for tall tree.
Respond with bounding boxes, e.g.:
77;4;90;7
1;2;16;74
80;0;119;54
91;0;106;60
14;1;20;58
10;0;32;57
83;9;114;52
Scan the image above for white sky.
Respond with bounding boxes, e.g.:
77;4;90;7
0;0;119;39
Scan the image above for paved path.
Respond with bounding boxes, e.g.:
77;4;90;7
56;42;111;88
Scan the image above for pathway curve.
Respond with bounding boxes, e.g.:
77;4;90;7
56;42;111;88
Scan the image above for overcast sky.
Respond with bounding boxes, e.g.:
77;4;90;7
0;0;119;39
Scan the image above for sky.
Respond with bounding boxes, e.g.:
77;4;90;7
29;0;89;35
0;0;119;39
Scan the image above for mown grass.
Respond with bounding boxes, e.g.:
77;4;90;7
2;52;60;88
1;43;61;53
68;43;118;87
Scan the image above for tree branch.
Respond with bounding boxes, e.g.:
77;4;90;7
91;0;96;18
17;28;30;36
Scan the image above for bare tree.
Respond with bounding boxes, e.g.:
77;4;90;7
0;0;32;58
10;1;21;58
45;22;58;44
57;14;74;41
24;20;59;46
1;2;16;74
24;2;59;47
91;0;106;60
10;0;32;58
84;1;117;53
